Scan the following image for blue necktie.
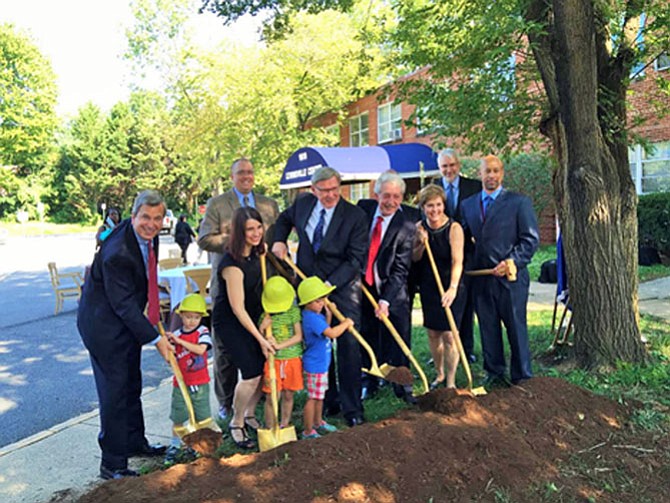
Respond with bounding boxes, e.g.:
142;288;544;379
483;196;492;217
312;209;326;253
446;183;456;217
243;195;250;207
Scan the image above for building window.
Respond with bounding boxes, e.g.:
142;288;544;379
348;113;369;147
348;182;368;202
655;52;670;71
629;141;670;194
325;124;340;146
377;102;402;143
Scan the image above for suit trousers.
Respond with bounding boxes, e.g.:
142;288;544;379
474;275;533;382
211;323;238;411
89;339;145;470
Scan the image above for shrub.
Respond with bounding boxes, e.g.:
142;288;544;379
638;192;670;256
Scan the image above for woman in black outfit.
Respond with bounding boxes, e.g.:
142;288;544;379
174;214;196;264
412;184;465;390
211;207;274;449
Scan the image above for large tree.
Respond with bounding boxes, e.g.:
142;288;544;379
0;23;59;218
204;0;670;368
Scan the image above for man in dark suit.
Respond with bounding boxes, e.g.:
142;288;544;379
198;157;279;420
357;172;417;403
271;166;368;426
460;155;539;386
432;148;482;362
78;190;172;480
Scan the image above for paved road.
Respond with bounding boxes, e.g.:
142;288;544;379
0;233;181;448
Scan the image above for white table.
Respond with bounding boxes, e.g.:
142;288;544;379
158;264;212;310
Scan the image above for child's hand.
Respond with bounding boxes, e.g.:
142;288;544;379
167;332;181;345
343;317;354;330
259;314;272;333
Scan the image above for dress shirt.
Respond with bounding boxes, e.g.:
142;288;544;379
306;202;335;244
233;188;256;208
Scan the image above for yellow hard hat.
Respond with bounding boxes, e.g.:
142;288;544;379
176;293;208;315
298;276;336;306
262;276;296;313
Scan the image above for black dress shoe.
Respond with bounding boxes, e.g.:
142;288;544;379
346;416;365;427
481;374;511;389
512;377;532;386
100;465;140;480
129;442;167;457
325;404;341;417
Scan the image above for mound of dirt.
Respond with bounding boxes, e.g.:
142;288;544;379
78;377;669;502
182;429;222;457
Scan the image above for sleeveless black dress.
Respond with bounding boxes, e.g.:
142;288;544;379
211;252;264;379
417;219;466;331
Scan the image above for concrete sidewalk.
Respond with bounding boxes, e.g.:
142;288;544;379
0;278;667;503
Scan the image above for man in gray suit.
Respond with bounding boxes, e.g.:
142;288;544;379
198;158;280;419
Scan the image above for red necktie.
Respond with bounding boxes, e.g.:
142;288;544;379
365;216;384;286
147;242;160;325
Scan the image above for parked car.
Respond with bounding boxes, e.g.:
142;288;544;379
162;210;176;235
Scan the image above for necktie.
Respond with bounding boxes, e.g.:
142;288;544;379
312;209;326;253
242;195;250;207
147;242;160;325
365;216;384;286
446;183;456;217
483;196;493;218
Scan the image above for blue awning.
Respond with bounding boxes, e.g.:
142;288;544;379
279;143;439;189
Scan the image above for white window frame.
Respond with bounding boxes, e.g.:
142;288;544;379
348;182;368;203
348;113;369;147
377;102;403;144
629;141;670;194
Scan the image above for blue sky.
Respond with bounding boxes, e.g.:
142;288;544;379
1;1;260;118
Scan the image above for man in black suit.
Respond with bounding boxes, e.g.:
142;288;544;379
271;167;368;426
460;155;539;386
433;148;482;362
78;190;172;480
357;172;417;403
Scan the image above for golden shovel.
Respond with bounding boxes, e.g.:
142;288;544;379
157;321;221;437
422;237;487;396
282;256;395;381
257;253;298;452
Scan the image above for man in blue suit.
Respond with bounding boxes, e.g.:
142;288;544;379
272;166;368;426
78;190;172;480
460;155;539;386
357;172;417;403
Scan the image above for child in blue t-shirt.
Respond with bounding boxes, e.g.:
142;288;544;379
298;276;354;439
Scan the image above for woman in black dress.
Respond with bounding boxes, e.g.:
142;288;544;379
212;207;274;449
412;185;465;390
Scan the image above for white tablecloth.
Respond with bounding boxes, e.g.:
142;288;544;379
158;264;211;309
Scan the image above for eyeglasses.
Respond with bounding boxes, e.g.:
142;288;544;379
313;184;340;194
441;162;458;168
234;170;254;176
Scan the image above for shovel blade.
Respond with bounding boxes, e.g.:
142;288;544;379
174;423;197;438
258;426;298;452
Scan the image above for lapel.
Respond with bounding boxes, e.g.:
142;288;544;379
297;195;317;233
319;198;345;250
482;189;508;228
224;190;241;213
380;210;402;251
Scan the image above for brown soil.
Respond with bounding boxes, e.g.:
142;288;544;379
182;428;223;457
78;377;670;502
384;366;414;386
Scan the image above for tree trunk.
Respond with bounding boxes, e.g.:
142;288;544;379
551;0;646;367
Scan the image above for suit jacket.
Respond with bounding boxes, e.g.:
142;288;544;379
78;219;158;354
460;189;539;285
432;175;482;221
198;189;279;297
357;199;416;312
272;193;368;317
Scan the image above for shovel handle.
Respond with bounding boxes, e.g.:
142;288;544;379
361;285;429;394
422;236;475;391
282;256;384;377
158;321;198;427
260;254;281;434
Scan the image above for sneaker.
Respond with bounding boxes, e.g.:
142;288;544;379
164;445;181;465
302;429;321;439
317;420;337;433
218;406;228;420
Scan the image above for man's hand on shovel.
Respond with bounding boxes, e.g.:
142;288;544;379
155;333;174;362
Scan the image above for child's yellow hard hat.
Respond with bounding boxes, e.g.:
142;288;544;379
262;276;296;313
176;293;208;315
297;276;336;306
